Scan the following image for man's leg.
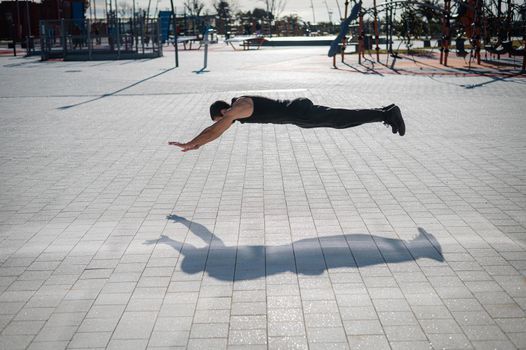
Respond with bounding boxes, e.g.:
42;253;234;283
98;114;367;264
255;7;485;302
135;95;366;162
306;104;405;136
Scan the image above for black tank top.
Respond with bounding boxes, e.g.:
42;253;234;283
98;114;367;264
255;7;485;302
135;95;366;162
233;96;297;125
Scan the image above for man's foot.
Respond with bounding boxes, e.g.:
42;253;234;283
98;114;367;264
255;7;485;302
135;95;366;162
382;104;395;111
383;105;405;136
382;104;398;134
383;104;397;133
390;105;405;136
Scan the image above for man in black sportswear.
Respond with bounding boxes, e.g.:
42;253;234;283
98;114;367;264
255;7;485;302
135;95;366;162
169;96;405;152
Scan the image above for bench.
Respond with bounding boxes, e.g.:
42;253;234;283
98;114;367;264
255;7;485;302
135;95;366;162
225;36;267;51
170;36;202;50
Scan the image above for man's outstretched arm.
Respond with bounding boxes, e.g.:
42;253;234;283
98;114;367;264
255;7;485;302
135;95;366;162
169;97;253;152
168;115;236;152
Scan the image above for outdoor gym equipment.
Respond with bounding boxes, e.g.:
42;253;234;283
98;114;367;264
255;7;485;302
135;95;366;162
328;1;361;61
194;25;213;74
329;0;525;72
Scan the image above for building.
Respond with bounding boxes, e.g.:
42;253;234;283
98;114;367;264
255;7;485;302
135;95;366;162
0;0;87;40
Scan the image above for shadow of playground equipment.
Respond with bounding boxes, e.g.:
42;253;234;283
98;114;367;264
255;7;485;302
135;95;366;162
143;214;444;281
58;66;175;110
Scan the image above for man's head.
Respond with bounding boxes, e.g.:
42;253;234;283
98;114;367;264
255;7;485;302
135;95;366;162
209;100;230;121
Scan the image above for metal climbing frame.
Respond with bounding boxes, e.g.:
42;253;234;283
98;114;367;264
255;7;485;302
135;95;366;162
39;18;163;61
440;0;452;66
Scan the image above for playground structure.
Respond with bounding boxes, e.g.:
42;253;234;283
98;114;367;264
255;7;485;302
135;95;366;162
331;0;526;72
0;0;171;61
39;17;162;61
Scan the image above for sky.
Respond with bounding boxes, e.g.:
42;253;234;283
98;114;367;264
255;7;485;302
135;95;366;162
233;0;380;23
88;0;378;24
233;0;347;23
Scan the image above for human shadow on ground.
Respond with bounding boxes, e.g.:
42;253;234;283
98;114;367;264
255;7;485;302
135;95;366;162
144;214;444;281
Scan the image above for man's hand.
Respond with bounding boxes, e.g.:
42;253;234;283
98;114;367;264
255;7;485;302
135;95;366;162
168;141;200;152
168;113;237;153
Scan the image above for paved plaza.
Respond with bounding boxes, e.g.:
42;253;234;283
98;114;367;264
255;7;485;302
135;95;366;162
0;46;525;350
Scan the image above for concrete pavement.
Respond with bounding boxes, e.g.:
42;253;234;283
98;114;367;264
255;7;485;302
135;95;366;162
0;46;525;349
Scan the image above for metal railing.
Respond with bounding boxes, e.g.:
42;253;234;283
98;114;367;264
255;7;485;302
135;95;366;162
39;18;162;61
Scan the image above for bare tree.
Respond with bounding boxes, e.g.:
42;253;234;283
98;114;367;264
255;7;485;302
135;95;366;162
214;1;232;19
185;0;205;17
415;0;440;40
214;1;234;35
118;1;133;17
259;0;286;20
213;0;239;14
184;0;206;35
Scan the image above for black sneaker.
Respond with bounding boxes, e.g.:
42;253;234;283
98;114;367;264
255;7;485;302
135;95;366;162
382;104;398;134
390;105;405;136
383;105;405;136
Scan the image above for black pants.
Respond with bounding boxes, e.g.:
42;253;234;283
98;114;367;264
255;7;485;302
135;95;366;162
287;98;387;129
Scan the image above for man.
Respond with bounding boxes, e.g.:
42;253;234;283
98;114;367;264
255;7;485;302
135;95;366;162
169;96;405;152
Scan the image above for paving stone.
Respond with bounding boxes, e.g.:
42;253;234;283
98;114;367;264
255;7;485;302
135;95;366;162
507;332;526;348
268;321;306;337
347;335;390;350
231;302;266;315
378;311;418;326
344;319;384;335
303;300;340;314
106;338;148;350
13;308;55;322
0;303;24;316
391;339;438;350
419;318;462;334
229;329;267;345
85;305;126;319
187;338;228;350
427;333;472;349
26;341;69;350
193;309;230;324
153;317;193;332
383;325;427;342
189;323;229;338
68;331;112;348
0;335;34;349
269;312;303;329
112;311;157;339
373;298;412;312
495;317;526;333
55;300;94;313
306;327;347;343
33;325;77;342
453;311;495;326
77;317;119;332
147;331;189;347
227;345;267;350
268;336;308;350
470;340;516;350
309;343;350;350
304;313;342;328
1;320;45;335
462;325;508;341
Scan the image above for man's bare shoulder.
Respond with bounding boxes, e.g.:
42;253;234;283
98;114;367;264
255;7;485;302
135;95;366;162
227;97;254;119
233;96;253;106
